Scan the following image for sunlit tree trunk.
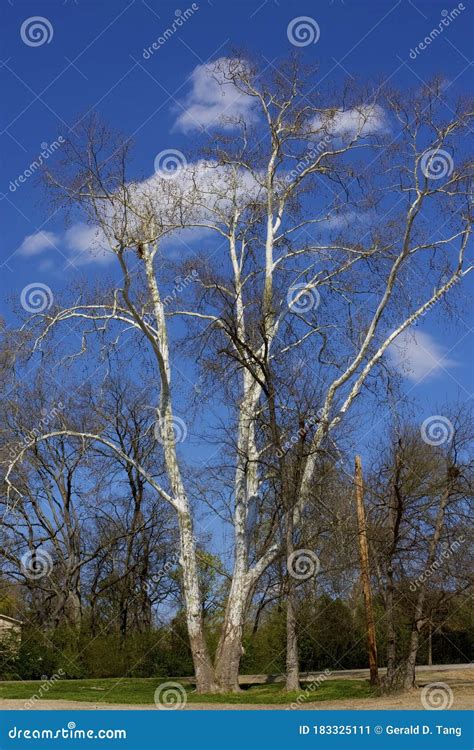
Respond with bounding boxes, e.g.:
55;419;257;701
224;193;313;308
354;456;379;686
404;478;450;689
285;510;299;692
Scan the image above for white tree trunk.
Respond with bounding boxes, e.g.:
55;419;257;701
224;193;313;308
214;574;252;692
143;249;216;691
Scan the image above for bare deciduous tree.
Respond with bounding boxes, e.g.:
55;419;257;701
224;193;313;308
5;58;472;692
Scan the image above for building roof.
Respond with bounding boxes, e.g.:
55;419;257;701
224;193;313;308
0;614;23;625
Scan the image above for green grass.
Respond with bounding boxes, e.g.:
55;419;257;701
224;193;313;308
186;680;374;705
0;677;374;705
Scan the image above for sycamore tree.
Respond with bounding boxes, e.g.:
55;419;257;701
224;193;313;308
5;56;472;692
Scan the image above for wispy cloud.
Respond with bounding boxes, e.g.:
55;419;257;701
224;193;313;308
174;58;257;133
323;210;374;230
63;224;111;266
17;231;59;256
312;104;390;141
17;224;112;267
387;329;456;382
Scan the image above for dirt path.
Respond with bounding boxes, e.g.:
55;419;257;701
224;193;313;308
0;685;472;711
0;689;471;711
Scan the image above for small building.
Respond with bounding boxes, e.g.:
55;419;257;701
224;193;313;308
0;614;23;640
0;615;22;665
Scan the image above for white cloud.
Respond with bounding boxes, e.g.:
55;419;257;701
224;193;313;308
16;224;113;268
312;104;389;141
174;58;257;133
387;329;456;382
323;210;373;230
134;158;264;230
64;224;111;266
17;231;59;256
15;161;263;268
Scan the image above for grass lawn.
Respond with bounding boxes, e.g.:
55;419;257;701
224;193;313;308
0;677;374;705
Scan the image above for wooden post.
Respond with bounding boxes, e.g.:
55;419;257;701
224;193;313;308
427;621;433;666
354;455;379;686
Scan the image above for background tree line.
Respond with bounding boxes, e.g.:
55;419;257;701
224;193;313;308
0;354;472;683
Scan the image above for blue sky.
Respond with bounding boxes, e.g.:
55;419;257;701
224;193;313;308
1;0;473;439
